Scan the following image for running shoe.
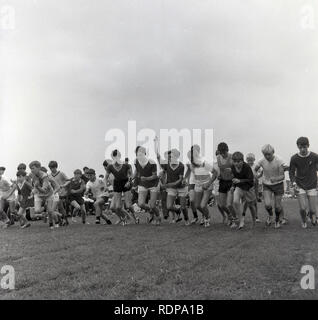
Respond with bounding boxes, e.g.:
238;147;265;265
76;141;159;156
266;216;272;226
191;217;198;224
280;218;288;225
230;222;237;229
21;223;31;229
176;216;182;223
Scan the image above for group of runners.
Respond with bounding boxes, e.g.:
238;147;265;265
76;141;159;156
0;136;317;230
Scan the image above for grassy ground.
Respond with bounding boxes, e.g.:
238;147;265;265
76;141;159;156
0;199;318;300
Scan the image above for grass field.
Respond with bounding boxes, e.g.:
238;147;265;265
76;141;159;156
1;199;318;300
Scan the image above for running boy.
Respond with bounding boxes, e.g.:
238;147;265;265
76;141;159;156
133;146;161;225
29;161;58;229
0;167;13;227
105;150;139;225
48;161;69;225
289;137;318;228
16;170;32;228
154;138;189;225
254;145;285;229
61;169;87;224
188;146;218;227
242;153;261;222
231;152;257;229
85;169;112;225
216;143;237;228
184;145;201;224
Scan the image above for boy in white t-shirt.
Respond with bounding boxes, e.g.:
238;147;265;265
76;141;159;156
85;169;112;225
254;144;285;229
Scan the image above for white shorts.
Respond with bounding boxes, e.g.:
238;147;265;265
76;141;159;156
138;185;159;193
213;180;220;196
194;185;212;193
166;187;188;197
7;194;16;202
298;188;317;197
212;189;219;197
234;187;256;203
53;193;60;202
34;194;53;203
0;191;16;202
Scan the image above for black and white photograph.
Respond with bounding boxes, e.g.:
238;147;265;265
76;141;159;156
1;0;318;308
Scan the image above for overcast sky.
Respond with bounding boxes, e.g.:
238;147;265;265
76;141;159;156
1;0;318;177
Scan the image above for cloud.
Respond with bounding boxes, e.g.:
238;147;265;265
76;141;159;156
1;0;318;176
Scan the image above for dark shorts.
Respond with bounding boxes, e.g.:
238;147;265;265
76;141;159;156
219;180;233;194
113;179;130;193
263;182;284;196
69;195;84;206
20;197;34;209
100;196;109;203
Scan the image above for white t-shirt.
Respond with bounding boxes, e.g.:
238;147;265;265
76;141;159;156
0;176;11;193
0;176;15;200
191;160;217;186
257;156;285;186
86;179;107;198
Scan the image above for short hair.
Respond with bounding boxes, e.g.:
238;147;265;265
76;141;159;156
41;167;48;173
29;161;41;169
232;151;244;161
296;137;309;147
87;168;96;175
125;157;129;162
191;144;200;153
217;142;229;153
99;174;104;179
74;169;82;175
16;170;27;177
246;153;255;160
48;161;58;168
261;144;275;155
170;148;180;158
83;166;89;171
112;149;119;158
102;160;109;167
17;163;26;170
0;166;6;171
135;146;146;155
